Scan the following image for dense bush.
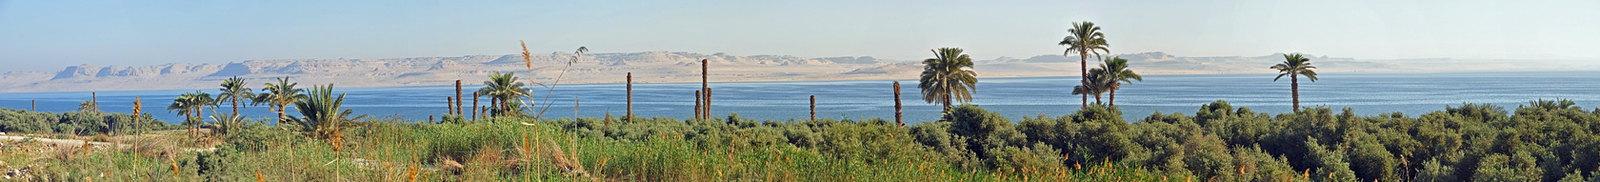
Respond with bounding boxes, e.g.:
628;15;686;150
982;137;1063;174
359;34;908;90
0;108;172;135
6;99;1600;181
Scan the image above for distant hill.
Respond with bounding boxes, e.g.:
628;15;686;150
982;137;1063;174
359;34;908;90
1;51;1594;92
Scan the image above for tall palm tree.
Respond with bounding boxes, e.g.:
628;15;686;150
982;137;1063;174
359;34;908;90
1271;53;1319;112
167;91;214;136
217;76;254;116
476;72;531;117
1097;57;1142;106
289;84;360;151
1072;69;1110;105
254;77;306;125
919;47;978;112
1059;21;1110;109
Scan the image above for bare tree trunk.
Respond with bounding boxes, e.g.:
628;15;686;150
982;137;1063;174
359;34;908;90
471;93;479;121
694;90;703;121
626;72;633;123
447;97;455;115
1291;75;1300;112
700;59;710;121
893;81;903;127
455;80;463;115
809;95;816;122
31;100;36;111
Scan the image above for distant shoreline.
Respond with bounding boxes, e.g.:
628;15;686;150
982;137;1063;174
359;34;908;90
2;71;1590;94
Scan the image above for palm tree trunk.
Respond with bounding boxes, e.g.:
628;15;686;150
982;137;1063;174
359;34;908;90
199;106;206;126
500;98;511;116
1108;88;1117;107
701;59;709;120
626;72;633;122
471;93;479;121
455;80;462;115
942;96;953;112
695;90;702;121
1079;51;1089;109
231;96;239;117
893;81;903;127
276;105;285;126
1094;94;1103;105
1291;75;1300;112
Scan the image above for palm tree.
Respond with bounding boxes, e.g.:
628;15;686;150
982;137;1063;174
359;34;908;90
1059;21;1109;109
1271;53;1319;112
1071;69;1110;105
476;72;531;117
209;110;246;136
254;77;306;125
217;76;254;116
1097;57;1142;106
78;100;99;113
919;47;979;112
288;84;361;151
167;91;214;136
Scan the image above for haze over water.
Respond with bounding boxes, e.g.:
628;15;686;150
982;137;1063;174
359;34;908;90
3;72;1598;124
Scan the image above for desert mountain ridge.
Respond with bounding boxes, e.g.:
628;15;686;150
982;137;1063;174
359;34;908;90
2;51;1593;93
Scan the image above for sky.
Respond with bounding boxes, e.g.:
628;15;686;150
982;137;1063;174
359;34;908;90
1;0;1598;72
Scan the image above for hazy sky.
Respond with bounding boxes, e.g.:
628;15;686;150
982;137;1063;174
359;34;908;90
2;0;1597;72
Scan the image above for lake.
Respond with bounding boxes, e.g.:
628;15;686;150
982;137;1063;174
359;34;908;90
4;72;1598;124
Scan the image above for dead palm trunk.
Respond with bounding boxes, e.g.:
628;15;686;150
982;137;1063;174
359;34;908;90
809;95;816;122
694;90;703;121
455;80;463;115
893;81;903;127
626;72;633;122
447;97;455;115
471;93;479;121
1291;74;1300;112
700;59;710;120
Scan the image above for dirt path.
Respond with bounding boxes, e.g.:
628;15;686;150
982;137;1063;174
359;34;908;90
0;132;217;152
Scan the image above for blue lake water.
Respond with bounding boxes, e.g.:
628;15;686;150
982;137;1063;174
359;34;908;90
3;72;1599;124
